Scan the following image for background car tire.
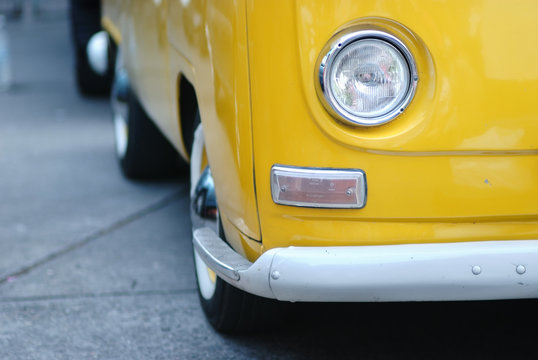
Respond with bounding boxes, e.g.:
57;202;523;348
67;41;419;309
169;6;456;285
70;0;114;96
190;120;285;332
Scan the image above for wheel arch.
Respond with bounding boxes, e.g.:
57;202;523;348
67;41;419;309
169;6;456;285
178;74;199;160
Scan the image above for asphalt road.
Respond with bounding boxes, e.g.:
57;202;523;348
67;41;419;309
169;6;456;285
1;4;537;360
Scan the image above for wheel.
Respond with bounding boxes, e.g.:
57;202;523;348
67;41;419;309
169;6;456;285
193;221;281;332
190;119;284;332
70;0;113;96
111;49;181;179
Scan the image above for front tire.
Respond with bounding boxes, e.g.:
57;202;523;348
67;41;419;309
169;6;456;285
190;121;283;332
193;222;280;332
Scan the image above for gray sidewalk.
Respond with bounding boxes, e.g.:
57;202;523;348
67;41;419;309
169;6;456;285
0;5;204;359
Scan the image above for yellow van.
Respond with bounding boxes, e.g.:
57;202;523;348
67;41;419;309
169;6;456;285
97;0;538;331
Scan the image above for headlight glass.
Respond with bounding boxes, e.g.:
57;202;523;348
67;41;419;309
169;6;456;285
318;31;418;126
330;39;409;119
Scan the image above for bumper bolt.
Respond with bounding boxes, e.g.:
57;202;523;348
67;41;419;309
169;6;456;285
516;265;526;275
472;265;482;275
271;270;280;280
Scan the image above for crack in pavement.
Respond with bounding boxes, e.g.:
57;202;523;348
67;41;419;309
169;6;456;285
0;288;197;304
0;189;186;286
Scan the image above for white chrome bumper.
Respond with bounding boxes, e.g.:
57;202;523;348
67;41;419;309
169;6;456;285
193;227;538;302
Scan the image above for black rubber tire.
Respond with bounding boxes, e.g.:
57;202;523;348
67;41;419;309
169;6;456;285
195;218;285;332
70;0;114;96
199;276;283;332
190;118;286;332
74;45;114;96
118;90;181;179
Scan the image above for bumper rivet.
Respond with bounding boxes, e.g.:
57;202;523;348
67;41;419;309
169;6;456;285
271;271;280;280
516;265;526;275
472;265;482;275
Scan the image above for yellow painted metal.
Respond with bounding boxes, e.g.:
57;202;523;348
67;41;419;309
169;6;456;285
104;0;184;154
167;0;261;241
101;17;121;44
246;0;538;252
104;0;538;258
221;213;263;262
207;267;217;284
101;0;125;43
103;0;261;242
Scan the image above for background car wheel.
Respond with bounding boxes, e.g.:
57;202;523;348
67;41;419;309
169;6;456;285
190;120;285;332
70;0;114;96
111;52;181;179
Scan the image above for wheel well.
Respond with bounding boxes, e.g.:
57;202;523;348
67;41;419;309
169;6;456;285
179;75;199;158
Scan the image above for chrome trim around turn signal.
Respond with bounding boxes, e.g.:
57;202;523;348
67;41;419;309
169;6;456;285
270;165;367;209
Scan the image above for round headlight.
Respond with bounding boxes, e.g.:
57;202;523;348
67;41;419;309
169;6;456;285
318;30;418;126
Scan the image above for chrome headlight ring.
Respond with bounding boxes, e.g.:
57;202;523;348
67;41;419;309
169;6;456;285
317;29;418;127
